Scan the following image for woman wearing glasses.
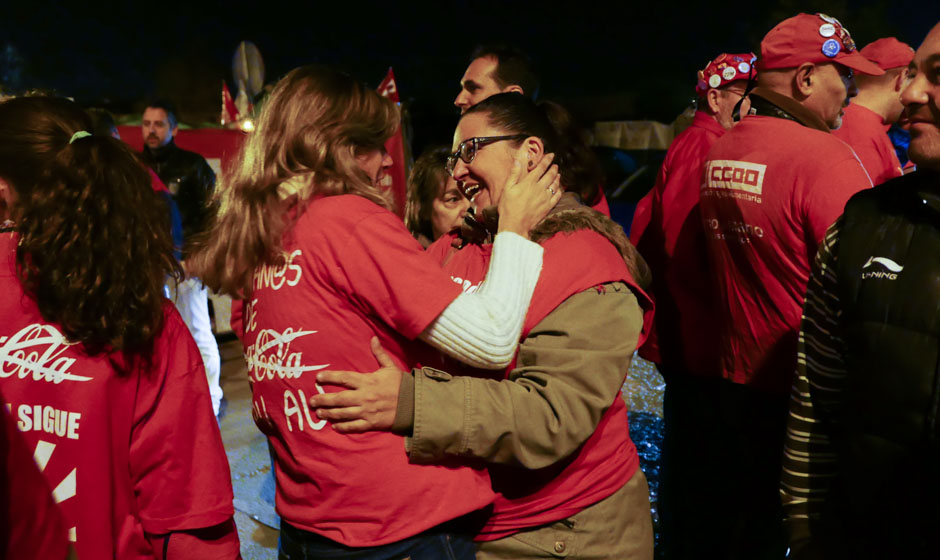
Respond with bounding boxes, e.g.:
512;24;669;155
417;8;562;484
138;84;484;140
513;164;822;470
312;92;656;559
191;66;561;559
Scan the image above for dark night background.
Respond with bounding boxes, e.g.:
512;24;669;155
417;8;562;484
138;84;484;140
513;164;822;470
1;0;936;153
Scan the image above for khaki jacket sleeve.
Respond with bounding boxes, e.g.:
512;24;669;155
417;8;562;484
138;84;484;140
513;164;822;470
406;281;642;469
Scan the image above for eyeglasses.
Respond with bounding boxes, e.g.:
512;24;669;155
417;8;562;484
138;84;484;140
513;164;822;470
445;134;528;176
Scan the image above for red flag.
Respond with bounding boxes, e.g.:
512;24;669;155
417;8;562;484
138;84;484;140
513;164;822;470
221;81;239;126
377;69;400;103
377;68;407;216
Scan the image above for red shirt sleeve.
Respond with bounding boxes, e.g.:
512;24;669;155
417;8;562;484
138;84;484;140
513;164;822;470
331;212;463;339
1;399;70;560
129;306;236;535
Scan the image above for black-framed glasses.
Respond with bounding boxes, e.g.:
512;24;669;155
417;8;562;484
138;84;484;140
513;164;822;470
445;134;528;176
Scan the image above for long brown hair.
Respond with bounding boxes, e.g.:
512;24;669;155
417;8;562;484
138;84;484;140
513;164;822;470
0;96;181;356
190;65;399;297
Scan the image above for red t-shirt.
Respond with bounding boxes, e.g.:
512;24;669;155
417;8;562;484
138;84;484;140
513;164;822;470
0;234;235;559
243;194;494;546
629;110;723;377
833;103;903;186
700;115;871;394
1;393;70;560
428;228;652;540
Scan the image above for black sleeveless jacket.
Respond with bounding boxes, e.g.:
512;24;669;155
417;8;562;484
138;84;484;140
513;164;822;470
827;168;940;555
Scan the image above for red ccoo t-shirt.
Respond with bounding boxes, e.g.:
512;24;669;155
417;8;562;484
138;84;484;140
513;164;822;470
700;114;871;395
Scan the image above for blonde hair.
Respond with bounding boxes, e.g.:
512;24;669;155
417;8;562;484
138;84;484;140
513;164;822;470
190;65;399;297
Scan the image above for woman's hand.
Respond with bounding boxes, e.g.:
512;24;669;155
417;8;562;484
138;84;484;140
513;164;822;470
308;337;403;433
496;152;562;237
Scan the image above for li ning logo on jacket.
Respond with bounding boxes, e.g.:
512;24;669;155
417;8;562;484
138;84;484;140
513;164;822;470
861;256;904;280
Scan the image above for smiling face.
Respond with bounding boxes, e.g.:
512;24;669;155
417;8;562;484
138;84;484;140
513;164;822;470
901;24;940;171
450;112;521;210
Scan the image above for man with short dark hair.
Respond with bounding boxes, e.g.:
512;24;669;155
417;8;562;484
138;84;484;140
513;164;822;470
454;44;539;114
629;52;756;559
140;100;215;248
833;37;915;184
783;21;940;559
698;13;882;558
139;100;222;418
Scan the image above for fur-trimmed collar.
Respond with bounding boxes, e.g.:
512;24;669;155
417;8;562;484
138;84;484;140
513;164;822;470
455;192;651;289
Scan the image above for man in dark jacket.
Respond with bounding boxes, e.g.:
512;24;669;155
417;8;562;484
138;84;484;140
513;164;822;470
782;21;940;559
139;99;222;418
139;100;215;252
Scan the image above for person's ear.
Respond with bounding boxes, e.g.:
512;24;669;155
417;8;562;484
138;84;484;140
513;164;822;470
521;136;545;170
795;63;816;97
706;88;722;114
894;68;906;93
503;84;524;95
171;124;179;138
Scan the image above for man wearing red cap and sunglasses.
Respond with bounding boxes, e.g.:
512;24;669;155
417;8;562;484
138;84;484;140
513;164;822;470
834;37;915;185
628;51;756;559
698;13;881;558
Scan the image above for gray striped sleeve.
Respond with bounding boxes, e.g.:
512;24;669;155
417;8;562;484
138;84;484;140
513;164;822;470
781;217;847;548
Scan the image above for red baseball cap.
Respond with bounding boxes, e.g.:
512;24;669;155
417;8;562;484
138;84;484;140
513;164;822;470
860;37;915;70
695;53;758;97
759;13;884;75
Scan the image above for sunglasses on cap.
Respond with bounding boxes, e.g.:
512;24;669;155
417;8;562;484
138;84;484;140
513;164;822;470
445;134;528;176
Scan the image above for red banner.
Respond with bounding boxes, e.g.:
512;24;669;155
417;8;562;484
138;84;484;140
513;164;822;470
377;68;408;217
116;125;247;177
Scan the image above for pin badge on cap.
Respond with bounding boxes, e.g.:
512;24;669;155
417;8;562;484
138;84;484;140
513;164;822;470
822;39;841;58
818;13;840;25
738;62;750;73
819;23;836;38
708;74;722;88
722;67;737;80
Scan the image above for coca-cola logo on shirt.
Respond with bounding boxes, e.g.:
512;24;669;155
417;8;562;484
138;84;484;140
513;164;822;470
245;327;328;382
0;324;91;384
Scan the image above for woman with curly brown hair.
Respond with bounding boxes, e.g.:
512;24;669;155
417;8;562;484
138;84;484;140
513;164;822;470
0;96;239;559
190;65;560;559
